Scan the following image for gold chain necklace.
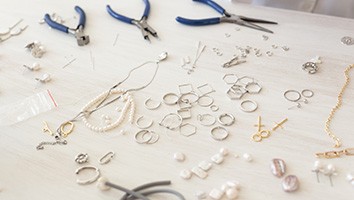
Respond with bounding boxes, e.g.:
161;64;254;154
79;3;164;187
316;64;354;158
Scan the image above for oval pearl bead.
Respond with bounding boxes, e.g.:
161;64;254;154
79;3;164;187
282;175;299;192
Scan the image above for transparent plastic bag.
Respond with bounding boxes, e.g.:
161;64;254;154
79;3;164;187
0;90;57;126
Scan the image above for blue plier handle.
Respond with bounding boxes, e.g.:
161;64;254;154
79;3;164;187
106;0;150;24
44;6;86;33
176;0;225;26
176;0;277;33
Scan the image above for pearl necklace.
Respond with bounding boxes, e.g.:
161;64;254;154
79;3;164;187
81;89;135;132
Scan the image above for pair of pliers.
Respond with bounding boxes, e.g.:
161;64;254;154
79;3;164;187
106;0;158;42
176;0;277;34
44;6;90;46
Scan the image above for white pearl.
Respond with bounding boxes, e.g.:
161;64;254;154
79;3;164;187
97;177;110;191
38;45;46;52
41;73;51;82
326;164;336;173
211;153;224;164
198;161;212;171
180;169;192;180
225;188;239;199
242;153;253;162
221;183;229;192
209;188;224;200
173;152;185;162
226;180;241;190
313;160;323;170
346;173;354;182
219;148;229;156
195;191;207;200
31;62;40;70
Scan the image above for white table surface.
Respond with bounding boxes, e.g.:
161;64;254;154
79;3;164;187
1;0;354;199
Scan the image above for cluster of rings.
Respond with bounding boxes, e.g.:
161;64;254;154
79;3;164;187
341;36;354;45
284;89;314;102
134;130;159;144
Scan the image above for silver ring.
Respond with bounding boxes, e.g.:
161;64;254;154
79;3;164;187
159;113;183;130
198;95;214;107
134;130;153;144
284;90;301;102
197;114;216;126
75;166;100;185
218;113;235;126
301;89;314;98
135;116;153;129
75;153;89;164
144;98;161;110
341;36;354;45
147;131;159;144
179;92;199;105
210;126;229;141
163;93;180;105
240;100;258;113
210;105;219;112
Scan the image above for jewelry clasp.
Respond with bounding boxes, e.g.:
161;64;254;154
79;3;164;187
59;121;75;138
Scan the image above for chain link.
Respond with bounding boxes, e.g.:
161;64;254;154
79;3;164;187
325;64;354;148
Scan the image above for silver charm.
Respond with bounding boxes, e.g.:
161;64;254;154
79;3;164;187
282;175;299;192
25;41;46;58
270;159;286;178
302;62;318;74
99;151;115;165
341;36;354;45
75;153;89;164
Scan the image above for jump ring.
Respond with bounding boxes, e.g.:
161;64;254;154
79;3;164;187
210;126;229;141
210;105;219;112
197;95;214;107
218;113;235;126
134;130;152;144
240;100;258;113
135;116;153;129
284;90;301;102
301;89;314;98
197;114;216;126
144;98;161;110
162;93;180;105
75;166;100;185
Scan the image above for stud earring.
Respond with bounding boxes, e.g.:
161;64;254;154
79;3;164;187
35;73;51;85
23;62;41;71
323;164;337;187
25;41;46;58
346;173;354;186
311;161;323;183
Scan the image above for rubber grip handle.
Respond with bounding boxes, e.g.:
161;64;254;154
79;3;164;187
74;6;86;28
176;16;220;26
142;0;150;19
193;0;225;15
44;13;69;33
106;5;134;24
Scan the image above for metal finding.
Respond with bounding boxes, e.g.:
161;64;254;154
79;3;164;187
301;89;314;98
218;113;235;126
210;126;229;141
197;114;216;126
135;116;153;129
75;166;100;185
197;95;214;107
75;153;89;164
240;100;258;113
159;113;183;130
302;62;318;74
144;98;161;110
99;151;115;165
284;90;301;102
197;83;215;96
179;92;199;105
134;130;159;144
163;93;180;105
210;105;219;112
222;56;246;68
341;36;354;45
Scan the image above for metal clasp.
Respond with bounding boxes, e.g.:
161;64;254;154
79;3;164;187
99;151;115;165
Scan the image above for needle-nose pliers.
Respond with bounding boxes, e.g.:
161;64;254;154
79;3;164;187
106;0;158;42
44;6;90;46
176;0;277;34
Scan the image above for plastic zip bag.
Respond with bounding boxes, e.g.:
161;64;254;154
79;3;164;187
0;90;57;126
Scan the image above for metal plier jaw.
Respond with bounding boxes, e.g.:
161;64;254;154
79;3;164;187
44;6;90;46
68;25;90;46
132;17;158;42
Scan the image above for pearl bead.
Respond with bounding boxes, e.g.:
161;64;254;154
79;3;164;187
226;180;241;190
219;148;229;156
225;188;238;199
174;152;185;162
346;173;354;182
97;177;110;191
31;62;41;70
326;164;336;173
242;153;253;162
313;160;322;170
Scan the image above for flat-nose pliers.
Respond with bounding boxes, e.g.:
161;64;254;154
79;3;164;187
106;0;158;42
176;0;277;34
44;6;90;46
